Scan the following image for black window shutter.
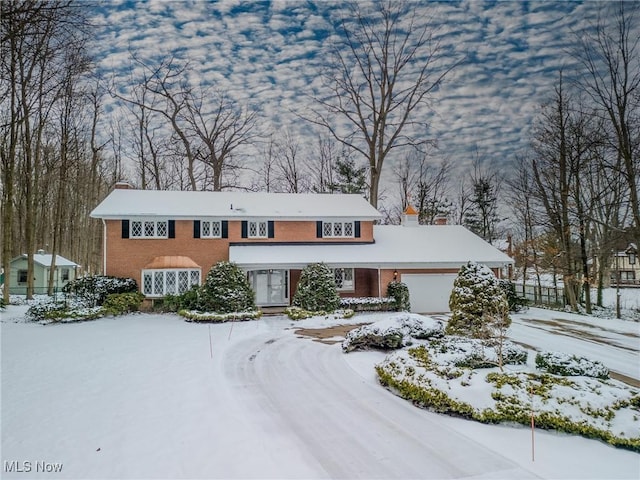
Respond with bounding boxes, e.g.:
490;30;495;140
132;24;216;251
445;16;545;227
168;220;175;238
241;221;248;238
221;220;228;238
268;221;275;238
122;220;129;238
316;221;323;238
354;221;361;238
193;220;201;238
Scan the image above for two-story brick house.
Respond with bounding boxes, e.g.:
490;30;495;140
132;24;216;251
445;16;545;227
90;184;513;312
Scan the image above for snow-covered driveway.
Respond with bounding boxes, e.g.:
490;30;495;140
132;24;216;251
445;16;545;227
509;308;640;384
1;311;639;479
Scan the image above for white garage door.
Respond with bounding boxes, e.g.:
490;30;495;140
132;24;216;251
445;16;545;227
402;273;457;313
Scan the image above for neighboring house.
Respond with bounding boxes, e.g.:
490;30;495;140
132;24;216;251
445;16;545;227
8;251;79;295
610;243;639;287
90;184;513;313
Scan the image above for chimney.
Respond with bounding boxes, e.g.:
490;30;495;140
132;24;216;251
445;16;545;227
434;215;448;226
401;204;419;227
114;181;131;190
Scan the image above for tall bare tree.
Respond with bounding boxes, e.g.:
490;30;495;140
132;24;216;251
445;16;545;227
575;2;640;233
308;1;457;208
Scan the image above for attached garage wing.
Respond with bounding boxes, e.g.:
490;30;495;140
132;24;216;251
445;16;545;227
402;273;457;313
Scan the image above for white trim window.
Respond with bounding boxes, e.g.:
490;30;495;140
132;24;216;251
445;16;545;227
333;268;355;291
248;221;268;238
142;269;201;297
131;220;168;238
201;220;222;238
323;221;354;238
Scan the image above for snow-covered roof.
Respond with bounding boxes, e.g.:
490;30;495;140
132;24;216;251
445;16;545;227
229;225;514;269
90;189;382;220
12;254;79;268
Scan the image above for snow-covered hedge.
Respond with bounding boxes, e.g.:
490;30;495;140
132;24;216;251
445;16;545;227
26;301;104;323
376;346;639;451
342;313;444;353
179;309;262;322
339;297;396;312
62;275;138;306
535;351;610;379
284;306;355;320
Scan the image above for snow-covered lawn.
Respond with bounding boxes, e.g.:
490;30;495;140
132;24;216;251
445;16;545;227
1;306;639;479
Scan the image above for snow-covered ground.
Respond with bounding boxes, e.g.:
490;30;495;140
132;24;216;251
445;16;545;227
1;305;639;479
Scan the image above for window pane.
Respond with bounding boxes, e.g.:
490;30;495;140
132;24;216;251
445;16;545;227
211;221;221;237
344;222;353;237
132;221;142;237
157;221;167;237
249;222;257;237
178;271;189;293
153;271;164;295
166;271;177;294
143;272;153;295
334;223;342;236
323;222;332;237
190;270;200;286
202;221;211;237
334;269;344;288
144;221;155;237
18;270;28;283
258;222;267;237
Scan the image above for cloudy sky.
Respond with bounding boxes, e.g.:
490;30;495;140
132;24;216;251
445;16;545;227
90;0;631;185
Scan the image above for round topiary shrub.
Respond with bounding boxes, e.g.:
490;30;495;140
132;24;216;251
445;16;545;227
387;281;411;312
199;261;256;313
447;261;510;338
292;263;341;312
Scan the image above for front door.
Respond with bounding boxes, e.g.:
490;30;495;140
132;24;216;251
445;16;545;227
249;269;288;306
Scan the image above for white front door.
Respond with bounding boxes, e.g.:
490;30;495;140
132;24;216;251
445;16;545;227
249;270;289;306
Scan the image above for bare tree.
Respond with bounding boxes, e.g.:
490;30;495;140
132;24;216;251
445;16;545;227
186;89;259;191
308;1;457;208
575;2;640;233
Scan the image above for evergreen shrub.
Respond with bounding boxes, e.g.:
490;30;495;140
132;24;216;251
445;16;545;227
447;262;510;338
387;281;411;312
535;351;610;379
292;263;341;312
497;279;528;312
199;261;255;313
63;275;138;306
102;292;144;315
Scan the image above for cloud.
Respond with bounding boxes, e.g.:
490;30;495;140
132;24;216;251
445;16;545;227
89;0;638;187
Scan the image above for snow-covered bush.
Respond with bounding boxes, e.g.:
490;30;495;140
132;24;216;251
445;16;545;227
284;306;355;320
447;262;510;338
26;301;103;322
425;336;528;368
339;297;396;311
179;309;262;322
535;351;610;379
163;286;201;312
102;292;144;315
63;275;138;306
292;263;341;312
342;313;444;353
199;261;256;313
387;281;411;312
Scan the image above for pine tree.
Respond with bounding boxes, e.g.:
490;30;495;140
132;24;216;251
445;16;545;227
447;261;510;338
292;263;341;312
199;262;255;313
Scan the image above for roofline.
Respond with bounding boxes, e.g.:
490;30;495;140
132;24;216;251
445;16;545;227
90;214;383;221
233;261;513;270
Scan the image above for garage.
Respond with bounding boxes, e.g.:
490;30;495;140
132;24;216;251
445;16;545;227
402;273;457;313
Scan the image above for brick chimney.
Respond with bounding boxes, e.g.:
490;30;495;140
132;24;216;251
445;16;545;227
114;181;131;190
434;215;448;225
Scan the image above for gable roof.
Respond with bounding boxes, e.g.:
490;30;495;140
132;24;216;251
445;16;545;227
90;189;382;221
229;224;513;269
11;254;79;268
